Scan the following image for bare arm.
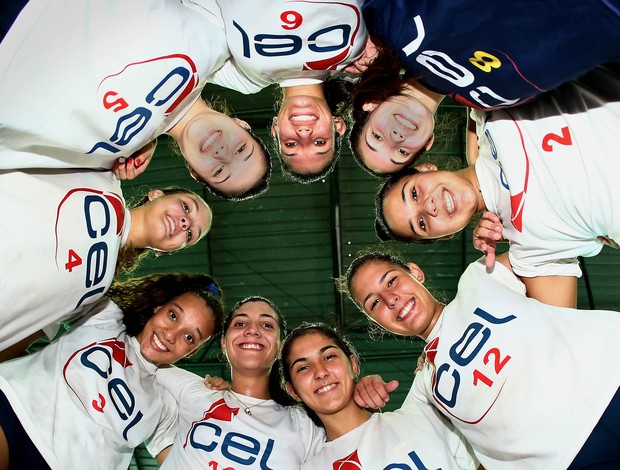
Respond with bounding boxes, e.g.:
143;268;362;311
519;275;577;308
466;109;479;166
0;330;44;362
156;445;171;466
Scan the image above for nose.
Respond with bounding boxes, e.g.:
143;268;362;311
213;144;230;162
243;324;260;337
387;293;399;309
296;126;311;135
162;327;174;343
391;128;405;141
314;362;329;380
180;217;189;231
424;196;437;216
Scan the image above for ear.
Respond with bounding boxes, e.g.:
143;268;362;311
233;118;251;130
424;133;435;151
334;117;347;136
362;101;379;113
147;189;164;201
405;262;425;284
285;382;302;402
270;117;278;138
414;163;437;173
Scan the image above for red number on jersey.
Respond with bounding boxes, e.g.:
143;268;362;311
280;10;302;30
542;126;572;152
65;249;83;272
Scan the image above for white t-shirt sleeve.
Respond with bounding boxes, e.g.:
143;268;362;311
156;365;206;400
209;60;265;94
291;406;326;460
145;389;179;457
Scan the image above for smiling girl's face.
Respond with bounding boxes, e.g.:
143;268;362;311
135;292;215;366
179;110;267;197
350;259;440;339
285;332;358;416
357;95;435;174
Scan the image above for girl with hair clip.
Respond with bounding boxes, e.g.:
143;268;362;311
209;0;368;183
0;169;212;361
373;65;620;308
155;296;326;468
281;322;479;469
0;0;270;201
348;0;620;177
0;272;224;470
342;250;620;470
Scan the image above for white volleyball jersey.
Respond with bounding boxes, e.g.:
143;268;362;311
302;377;477;470
0;0;228;169
157;366;325;469
474;65;620;277
0;169;129;350
413;259;620;469
210;0;367;93
0;298;178;469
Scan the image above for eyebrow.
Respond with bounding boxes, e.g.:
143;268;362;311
401;181;419;237
244;144;255;161
365;133;377;152
216;173;231;185
290;344;337;369
283;146;332;158
362;269;396;307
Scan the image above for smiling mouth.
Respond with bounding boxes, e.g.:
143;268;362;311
290;114;318;123
443;189;455;214
166;215;176;237
394;114;418;131
200;131;222;152
397;298;415;321
239;343;264;351
153;333;169;352
316;383;337;395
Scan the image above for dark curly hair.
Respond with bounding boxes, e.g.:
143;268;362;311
107;272;224;339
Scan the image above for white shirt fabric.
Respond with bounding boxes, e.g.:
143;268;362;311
413;258;620;469
473;65;620;277
157;366;325;469
0;0;228;169
210;0;367;93
302;377;477;470
0;169;129;350
0;298;178;469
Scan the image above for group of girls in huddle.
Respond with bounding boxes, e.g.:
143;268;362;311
3;0;620;468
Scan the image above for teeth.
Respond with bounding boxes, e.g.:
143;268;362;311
443;190;454;214
317;384;337;394
291;115;317;122
240;343;262;350
200;131;220;152
394;114;417;130
153;333;169;352
166;215;176;237
397;299;415;321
